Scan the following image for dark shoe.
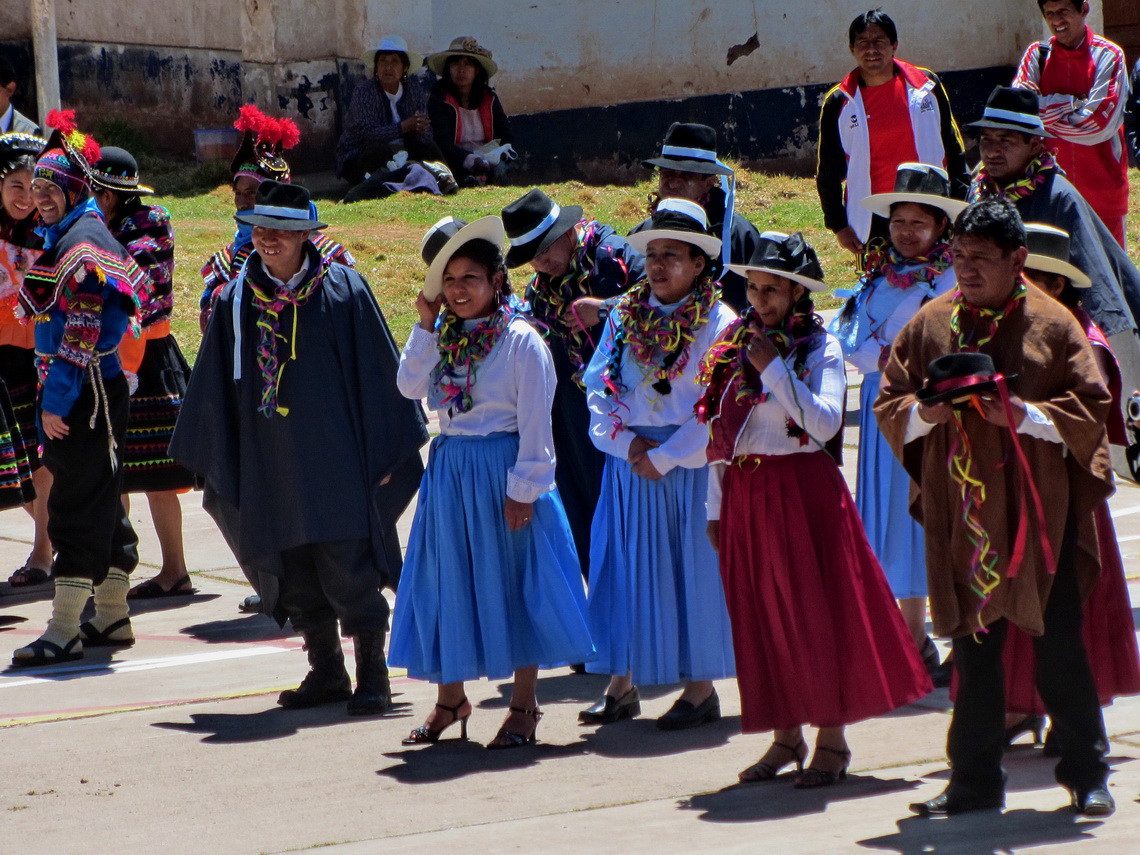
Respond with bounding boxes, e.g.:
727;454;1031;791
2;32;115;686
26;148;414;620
920;635;941;673
238;594;262;614
402;698;471;745
1071;784;1115;817
79;617;135;648
11;635;83;667
1004;714;1045;749
127;575;195;599
910;784;1004;817
277;622;352;709
739;738;807;783
928;656;954;689
7;564;50;587
1042;726;1062;757
656;689;720;731
794;745;851;789
579;687;640;724
346;630;392;716
487;705;543;749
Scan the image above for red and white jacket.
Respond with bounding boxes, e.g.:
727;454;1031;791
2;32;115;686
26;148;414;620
1014;27;1130;227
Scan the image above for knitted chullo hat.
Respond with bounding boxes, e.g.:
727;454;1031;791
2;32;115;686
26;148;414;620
230;105;300;185
34;109;101;209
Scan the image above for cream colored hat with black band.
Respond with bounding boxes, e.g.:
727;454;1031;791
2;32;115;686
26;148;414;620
860;162;966;221
420;215;506;300
1024;223;1091;289
625;197;722;259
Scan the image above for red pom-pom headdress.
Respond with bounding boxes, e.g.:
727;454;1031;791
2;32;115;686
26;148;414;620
231;105;299;184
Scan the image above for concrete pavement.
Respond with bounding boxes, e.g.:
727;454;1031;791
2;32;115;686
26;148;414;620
1;418;1139;854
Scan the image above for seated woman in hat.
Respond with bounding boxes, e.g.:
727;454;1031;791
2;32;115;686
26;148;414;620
426;37;515;187
989;225;1140;748
829;163;965;681
390;215;593;749
579;198;736;731
0;132;51;586
335;35;445;186
698;231;931;786
87;147;199;600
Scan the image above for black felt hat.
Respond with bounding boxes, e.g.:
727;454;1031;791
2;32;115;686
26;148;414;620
624;197;721;258
726;231;826;292
643;123;733;176
917;352;1015;406
90;146;155;195
967;86;1052;137
234;180;325;230
501;189;582;269
860;162;966;220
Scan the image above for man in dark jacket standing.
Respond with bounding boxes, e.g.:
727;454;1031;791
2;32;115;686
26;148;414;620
171;180;428;716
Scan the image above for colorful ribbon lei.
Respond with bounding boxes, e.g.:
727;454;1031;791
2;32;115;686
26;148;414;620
968;150;1058;204
432;303;512;414
863;239;953;293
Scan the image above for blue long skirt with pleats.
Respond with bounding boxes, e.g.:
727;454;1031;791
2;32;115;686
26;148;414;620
586;425;735;685
856;373;927;599
389;431;595;684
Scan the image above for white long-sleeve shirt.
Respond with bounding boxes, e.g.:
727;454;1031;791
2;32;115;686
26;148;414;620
397;317;557;503
707;333;847;520
583;296;736;475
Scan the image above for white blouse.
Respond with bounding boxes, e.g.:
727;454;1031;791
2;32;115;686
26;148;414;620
397;317;557;503
583;296;737;475
707;332;847;520
844;265;957;375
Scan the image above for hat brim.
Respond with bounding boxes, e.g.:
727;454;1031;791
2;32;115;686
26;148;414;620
234;212;326;231
642;156;733;176
916;374;1019;407
1025;254;1092;289
88;176;155;196
966;117;1052;138
426;51;497;79
504;205;582;268
625;228;721;260
424;215;506;300
362;48;423;72
723;264;828;293
859;192;967;221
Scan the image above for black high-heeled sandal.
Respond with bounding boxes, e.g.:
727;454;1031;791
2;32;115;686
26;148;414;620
794;745;851;789
487;705;543;750
738;738;807;783
1003;714;1045;749
402;698;471;745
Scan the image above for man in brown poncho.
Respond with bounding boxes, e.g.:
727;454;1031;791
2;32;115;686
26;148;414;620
874;198;1115;818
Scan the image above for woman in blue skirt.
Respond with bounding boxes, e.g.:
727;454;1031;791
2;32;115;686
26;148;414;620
391;215;594;749
579;198;736;730
828;163;964;674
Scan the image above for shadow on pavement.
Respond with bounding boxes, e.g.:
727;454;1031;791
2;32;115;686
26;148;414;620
377;735;589;783
0;584;54;604
0;614;28;630
126;593;221;615
478;673;682;709
577;713;738;757
679;774;918;822
858;808;1104;854
152;697;415;743
181;615;297;644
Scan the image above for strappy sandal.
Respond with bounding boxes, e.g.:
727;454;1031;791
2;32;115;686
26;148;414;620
487;705;543;749
794;745;851;789
7;564;50;587
79;617;135;648
402;698;471;745
738;739;807;783
127;575;195;599
11;635;83;667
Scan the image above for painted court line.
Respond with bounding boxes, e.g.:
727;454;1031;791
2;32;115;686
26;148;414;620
0;646;294;688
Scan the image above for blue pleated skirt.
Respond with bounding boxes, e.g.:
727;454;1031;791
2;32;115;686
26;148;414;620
388;431;595;684
586;425;735;685
856;373;927;599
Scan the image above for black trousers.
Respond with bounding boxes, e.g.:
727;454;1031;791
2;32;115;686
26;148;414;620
41;373;139;583
341;137;447;185
948;517;1109;793
274;538;390;637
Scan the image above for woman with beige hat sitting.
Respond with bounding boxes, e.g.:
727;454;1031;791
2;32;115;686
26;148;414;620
427;36;516;187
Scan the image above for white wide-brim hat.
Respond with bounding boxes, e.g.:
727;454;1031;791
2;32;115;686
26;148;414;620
859;162;967;221
420;215;506;300
1023;223;1092;289
362;35;423;73
625;197;722;259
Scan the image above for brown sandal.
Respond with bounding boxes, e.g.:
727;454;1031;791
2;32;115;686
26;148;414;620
738;739;807;783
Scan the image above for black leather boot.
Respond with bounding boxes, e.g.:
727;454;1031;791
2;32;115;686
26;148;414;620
278;621;352;709
346;629;393;716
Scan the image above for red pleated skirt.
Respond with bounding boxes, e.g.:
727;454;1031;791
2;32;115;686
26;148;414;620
717;450;933;733
1000;502;1140;713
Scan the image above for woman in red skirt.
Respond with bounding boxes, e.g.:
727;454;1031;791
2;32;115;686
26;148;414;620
697;231;932;787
